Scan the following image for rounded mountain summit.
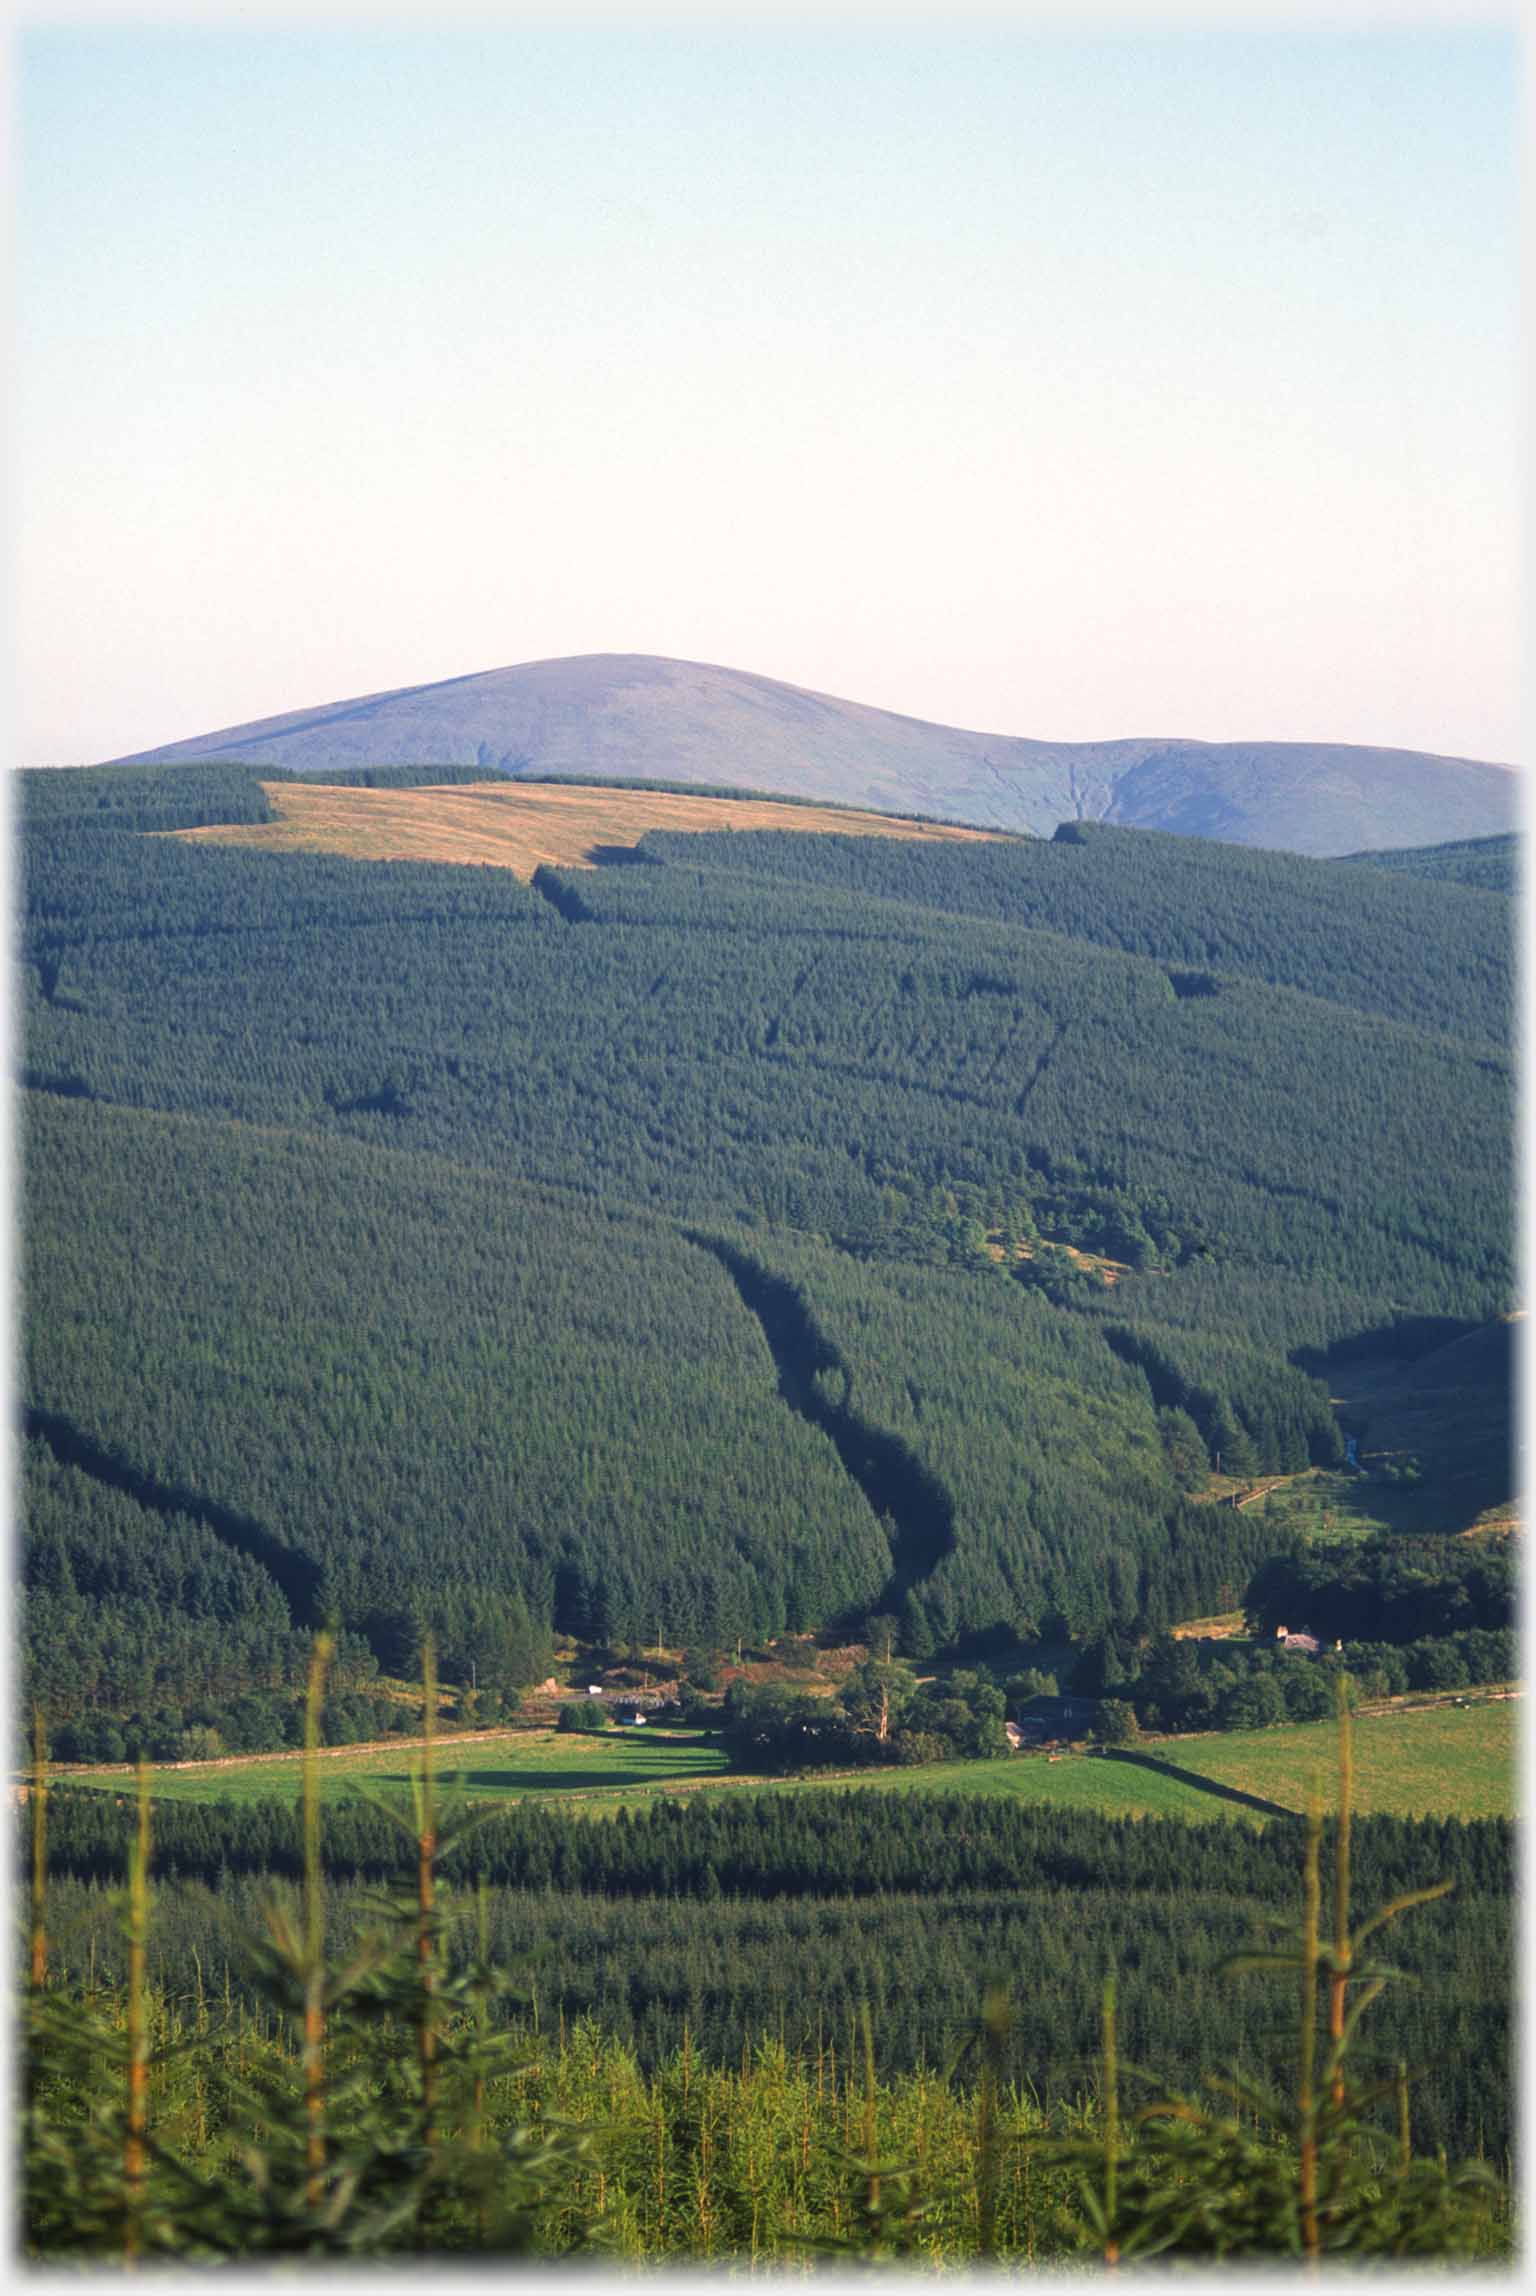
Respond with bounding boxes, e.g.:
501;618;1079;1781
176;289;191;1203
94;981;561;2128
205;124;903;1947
110;653;1517;858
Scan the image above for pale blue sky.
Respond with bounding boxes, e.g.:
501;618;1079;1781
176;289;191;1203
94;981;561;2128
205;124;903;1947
12;17;1521;764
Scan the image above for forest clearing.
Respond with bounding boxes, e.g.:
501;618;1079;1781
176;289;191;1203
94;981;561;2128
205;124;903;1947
169;776;1000;877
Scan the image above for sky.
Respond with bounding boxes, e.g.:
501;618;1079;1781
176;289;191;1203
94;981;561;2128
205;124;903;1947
8;11;1523;767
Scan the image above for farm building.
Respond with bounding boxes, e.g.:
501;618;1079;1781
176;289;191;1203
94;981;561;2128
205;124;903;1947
1011;1694;1101;1744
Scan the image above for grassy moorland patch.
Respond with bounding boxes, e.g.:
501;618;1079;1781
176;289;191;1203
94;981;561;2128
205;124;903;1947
171;777;998;878
1167;1697;1515;1819
1244;1465;1505;1545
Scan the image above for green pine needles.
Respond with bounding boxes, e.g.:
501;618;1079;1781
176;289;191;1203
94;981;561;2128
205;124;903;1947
1019;1685;1504;2262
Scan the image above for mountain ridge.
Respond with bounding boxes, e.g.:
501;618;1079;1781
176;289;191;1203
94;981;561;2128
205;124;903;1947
109;650;1517;857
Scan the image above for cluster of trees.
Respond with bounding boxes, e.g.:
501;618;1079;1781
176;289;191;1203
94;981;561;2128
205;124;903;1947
1341;1631;1516;1699
1071;1631;1342;1732
1069;1628;1513;1738
1060;1536;1518;1735
45;1686;420;1767
715;1662;1008;1770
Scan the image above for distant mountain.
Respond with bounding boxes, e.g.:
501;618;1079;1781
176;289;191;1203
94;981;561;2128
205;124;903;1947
110;652;1517;858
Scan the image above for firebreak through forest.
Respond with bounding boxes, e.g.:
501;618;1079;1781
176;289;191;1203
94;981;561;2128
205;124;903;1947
19;762;1513;1705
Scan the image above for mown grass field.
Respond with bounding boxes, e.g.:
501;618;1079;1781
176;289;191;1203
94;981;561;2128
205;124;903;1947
774;1751;1259;1822
1166;1697;1516;1819
172;778;998;878
63;1726;737;1808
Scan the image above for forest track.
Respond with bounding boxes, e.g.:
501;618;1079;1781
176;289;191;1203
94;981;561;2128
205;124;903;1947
1232;1476;1289;1510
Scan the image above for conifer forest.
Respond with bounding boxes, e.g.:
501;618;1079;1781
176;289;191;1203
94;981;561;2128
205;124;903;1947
16;760;1518;2264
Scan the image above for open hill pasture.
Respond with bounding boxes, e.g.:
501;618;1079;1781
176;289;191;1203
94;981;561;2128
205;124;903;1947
169;774;1002;877
1163;1695;1516;1820
774;1747;1262;1821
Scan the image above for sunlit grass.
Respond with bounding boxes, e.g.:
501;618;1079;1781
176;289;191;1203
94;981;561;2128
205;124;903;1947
1169;1698;1514;1819
66;1727;738;1807
172;778;998;879
61;1697;1515;1825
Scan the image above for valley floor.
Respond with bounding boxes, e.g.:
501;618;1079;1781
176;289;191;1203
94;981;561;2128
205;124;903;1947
48;1686;1515;1823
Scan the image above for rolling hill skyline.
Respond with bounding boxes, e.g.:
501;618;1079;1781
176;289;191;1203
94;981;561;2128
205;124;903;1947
109;651;1518;859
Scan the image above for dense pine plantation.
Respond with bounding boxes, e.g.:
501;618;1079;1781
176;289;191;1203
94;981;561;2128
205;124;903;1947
641;819;1514;1040
32;1789;1511;2166
1338;831;1518;893
700;1231;1282;1646
23;1097;888;1663
19;758;1514;1686
21;1437;313;1718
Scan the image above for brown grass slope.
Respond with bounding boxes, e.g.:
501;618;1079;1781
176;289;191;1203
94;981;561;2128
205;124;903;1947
172;779;1000;877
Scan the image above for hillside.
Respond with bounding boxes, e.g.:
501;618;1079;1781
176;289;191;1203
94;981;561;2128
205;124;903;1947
108;651;1517;857
20;761;1513;1695
1338;831;1519;892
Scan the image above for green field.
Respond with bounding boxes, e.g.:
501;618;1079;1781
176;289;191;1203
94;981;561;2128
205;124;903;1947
58;1695;1516;1824
63;1728;1239;1821
774;1751;1259;1821
1165;1698;1516;1819
64;1726;738;1808
55;1729;1265;1825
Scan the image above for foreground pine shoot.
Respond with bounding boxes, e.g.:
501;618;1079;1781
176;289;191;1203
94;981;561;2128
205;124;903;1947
1019;1680;1502;2261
